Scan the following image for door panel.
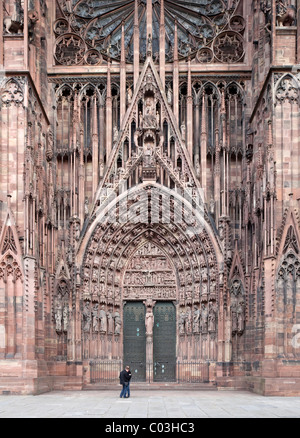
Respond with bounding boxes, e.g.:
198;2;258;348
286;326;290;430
123;302;146;382
153;302;176;382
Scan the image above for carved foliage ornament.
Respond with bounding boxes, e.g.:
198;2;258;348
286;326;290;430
277;251;300;282
275;75;300;105
0;254;23;283
1;79;24;107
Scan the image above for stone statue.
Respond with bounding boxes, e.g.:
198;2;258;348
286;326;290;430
114;311;122;335
99;305;107;333
147;33;152;54
144;143;154;167
4;0;24;34
139;111;143;128
92;303;99;332
276;1;296;27
193;306;200;333
127;87;132;105
82;301;91;332
237;301;245;334
208;302;217;332
231;302;238;334
55;301;62;332
185;306;192;334
145;308;154;335
113;126;118;144
144;98;156;128
179;309;186;335
200;303;208;333
63;304;69;332
156;111;160;129
84;197;89;217
181;124;186;142
167;87;173;105
107;309;114;334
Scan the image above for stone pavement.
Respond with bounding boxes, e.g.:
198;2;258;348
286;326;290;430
0;388;300;418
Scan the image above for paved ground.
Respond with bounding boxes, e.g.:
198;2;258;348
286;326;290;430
0;388;300;419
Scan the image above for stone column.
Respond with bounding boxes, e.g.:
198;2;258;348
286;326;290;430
201;92;207;195
173;21;179;123
159;0;165;90
147;0;152;45
120;22;126;123
106;59;112;159
298;1;300;63
0;0;3;68
145;301;155;383
186;58;193;158
133;0;139;88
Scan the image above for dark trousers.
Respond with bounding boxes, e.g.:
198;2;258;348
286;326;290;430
120;383;129;398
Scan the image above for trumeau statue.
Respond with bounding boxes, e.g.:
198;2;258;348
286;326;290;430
145;308;154;335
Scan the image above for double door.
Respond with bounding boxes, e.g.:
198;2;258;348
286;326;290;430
123;302;176;382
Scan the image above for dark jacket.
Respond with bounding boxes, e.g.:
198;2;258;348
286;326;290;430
120;369;132;385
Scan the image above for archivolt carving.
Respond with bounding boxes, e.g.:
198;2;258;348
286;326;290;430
80;186;220;311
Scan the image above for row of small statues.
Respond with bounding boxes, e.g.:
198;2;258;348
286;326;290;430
82;302;121;335
179;303;217;335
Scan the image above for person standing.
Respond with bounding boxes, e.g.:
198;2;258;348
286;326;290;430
119;366;132;398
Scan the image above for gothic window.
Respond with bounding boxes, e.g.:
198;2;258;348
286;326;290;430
54;0;245;65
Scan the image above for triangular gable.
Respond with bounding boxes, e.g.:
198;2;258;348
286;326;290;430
55;257;71;282
229;240;246;284
277;208;300;256
92;55;204;213
0;204;23;258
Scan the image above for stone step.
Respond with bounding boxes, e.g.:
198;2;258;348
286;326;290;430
84;382;218;391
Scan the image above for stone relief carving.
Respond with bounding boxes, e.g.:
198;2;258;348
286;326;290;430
82;301;123;336
1;79;24;107
145;307;154;335
276;1;296;27
82;300;92;333
0;254;23;283
3;0;24;35
276;75;300;105
179;301;217;336
54;280;69;333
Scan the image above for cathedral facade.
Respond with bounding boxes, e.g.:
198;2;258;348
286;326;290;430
0;0;300;395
